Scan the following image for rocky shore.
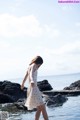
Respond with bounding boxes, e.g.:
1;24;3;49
43;80;80;97
0;79;80;111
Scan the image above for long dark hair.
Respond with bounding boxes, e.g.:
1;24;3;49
29;56;43;65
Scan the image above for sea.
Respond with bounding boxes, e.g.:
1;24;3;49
0;73;80;120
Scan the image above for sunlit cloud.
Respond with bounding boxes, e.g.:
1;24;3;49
43;25;60;38
0;14;42;37
61;5;73;11
0;0;80;78
75;22;80;27
44;41;80;55
0;14;60;39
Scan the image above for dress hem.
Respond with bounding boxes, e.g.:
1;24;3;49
25;102;44;110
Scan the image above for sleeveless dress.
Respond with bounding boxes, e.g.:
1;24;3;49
25;63;44;110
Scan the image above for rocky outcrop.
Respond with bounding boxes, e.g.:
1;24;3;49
17;94;67;110
14;94;68;110
0;93;14;103
0;80;53;104
1;79;80;111
44;94;68;106
0;80;68;110
0;80;27;102
64;80;80;90
0;94;68;112
37;80;53;91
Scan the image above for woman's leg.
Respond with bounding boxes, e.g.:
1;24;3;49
35;106;41;120
40;104;48;120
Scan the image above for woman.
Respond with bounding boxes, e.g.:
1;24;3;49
21;56;48;120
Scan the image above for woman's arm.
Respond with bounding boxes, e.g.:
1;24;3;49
21;71;28;90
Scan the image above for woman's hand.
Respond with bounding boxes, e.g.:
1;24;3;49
21;83;24;90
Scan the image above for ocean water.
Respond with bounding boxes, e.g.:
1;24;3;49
39;73;80;90
0;73;80;120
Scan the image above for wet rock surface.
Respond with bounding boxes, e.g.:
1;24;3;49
0;94;68;112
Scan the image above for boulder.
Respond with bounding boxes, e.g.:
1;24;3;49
37;80;53;91
64;80;80;90
0;93;14;103
0;80;27;101
0;103;21;112
0;80;53;104
14;99;28;110
43;94;68;106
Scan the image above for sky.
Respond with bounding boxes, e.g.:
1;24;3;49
0;0;80;80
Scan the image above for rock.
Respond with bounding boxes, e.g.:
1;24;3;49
63;87;71;90
37;80;53;91
0;80;53;104
14;100;28;110
64;80;80;90
0;80;27;101
43;94;68;106
0;103;21;112
14;99;36;111
0;100;36;112
0;98;27;112
0;93;14;103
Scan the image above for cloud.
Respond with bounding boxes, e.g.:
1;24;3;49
39;41;80;74
61;5;73;11
15;0;24;7
0;13;60;38
44;41;80;55
75;22;80;27
0;41;10;49
0;40;29;79
0;14;42;37
43;25;60;38
0;40;80;78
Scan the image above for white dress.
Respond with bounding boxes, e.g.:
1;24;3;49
25;63;44;110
